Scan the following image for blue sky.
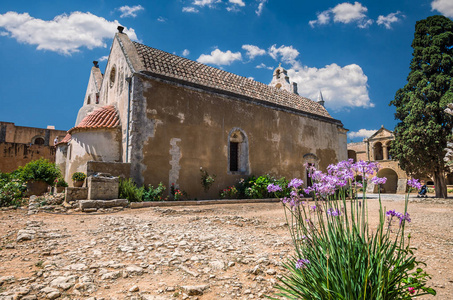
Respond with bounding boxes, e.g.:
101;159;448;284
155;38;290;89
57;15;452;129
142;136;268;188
0;0;452;142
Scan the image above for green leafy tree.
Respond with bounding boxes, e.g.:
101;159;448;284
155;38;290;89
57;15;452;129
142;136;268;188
390;15;453;198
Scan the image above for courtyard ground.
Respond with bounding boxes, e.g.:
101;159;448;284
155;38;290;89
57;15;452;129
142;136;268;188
0;194;452;299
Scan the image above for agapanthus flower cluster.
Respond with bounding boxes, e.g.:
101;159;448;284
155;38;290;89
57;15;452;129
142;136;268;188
327;208;341;217
295;258;310;269
371;176;387;185
288;178;304;189
267;183;282;193
351;160;380;176
386;209;411;224
407;178;422;190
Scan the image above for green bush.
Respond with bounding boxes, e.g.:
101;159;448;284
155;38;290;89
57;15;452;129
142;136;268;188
17;158;60;185
71;172;86;182
0;172;26;207
235;175;292;199
54;175;68;187
220;185;239;199
143;182;166;201
119;178;144;202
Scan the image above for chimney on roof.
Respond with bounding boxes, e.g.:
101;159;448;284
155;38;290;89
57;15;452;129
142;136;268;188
117;26;124;33
93;61;99;68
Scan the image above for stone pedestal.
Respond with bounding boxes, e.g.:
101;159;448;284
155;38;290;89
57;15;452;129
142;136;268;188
26;181;49;196
396;178;408;194
87;174;119;200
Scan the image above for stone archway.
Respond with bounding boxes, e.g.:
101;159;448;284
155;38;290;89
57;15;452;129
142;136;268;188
377;168;398;193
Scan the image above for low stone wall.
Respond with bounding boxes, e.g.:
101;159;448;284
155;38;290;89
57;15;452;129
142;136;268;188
79;199;129;211
65;187;88;202
86;161;130;178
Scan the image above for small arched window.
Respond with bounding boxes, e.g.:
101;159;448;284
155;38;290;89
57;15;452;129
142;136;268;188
87;96;91;105
303;153;319;188
33;137;45;145
228;128;249;174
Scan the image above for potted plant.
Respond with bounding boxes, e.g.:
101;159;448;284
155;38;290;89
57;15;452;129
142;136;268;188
72;172;86;187
17;158;60;196
54;176;68;193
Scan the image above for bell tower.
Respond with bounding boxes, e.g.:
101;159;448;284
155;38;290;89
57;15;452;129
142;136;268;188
270;63;298;94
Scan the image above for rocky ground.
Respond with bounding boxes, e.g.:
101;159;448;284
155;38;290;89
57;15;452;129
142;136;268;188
0;194;452;300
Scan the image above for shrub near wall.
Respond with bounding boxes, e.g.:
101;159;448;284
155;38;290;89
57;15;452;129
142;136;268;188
0;172;26;207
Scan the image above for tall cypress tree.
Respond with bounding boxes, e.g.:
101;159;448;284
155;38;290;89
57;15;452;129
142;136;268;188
390;15;453;198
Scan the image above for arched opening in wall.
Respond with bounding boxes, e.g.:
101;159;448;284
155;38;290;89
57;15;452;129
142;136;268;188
275;83;282;89
374;142;383;161
276;70;281;79
32;136;45;145
377;168;398;193
109;65;116;88
347;150;357;162
228;129;249;174
87;96;91;105
303;153;319;188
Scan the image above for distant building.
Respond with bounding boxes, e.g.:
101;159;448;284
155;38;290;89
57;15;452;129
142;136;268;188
0;122;66;173
57;27;348;199
347;126;453;193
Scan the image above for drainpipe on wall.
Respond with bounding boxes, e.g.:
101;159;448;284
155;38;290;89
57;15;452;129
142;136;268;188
125;76;132;163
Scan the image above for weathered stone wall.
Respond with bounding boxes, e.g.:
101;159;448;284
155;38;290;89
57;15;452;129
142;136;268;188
86;161;131;178
55;144;68;177
129;75;347;199
0;122;66;146
0;142;57;173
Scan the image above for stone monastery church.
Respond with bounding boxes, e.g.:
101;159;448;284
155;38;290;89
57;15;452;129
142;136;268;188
56;27;347;199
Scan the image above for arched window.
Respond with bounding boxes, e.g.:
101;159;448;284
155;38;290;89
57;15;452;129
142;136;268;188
87;96;91;105
228;128;249;174
32;136;45;145
374;142;383;161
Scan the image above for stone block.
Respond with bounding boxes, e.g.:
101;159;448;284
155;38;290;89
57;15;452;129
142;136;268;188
65;187;88;202
79;199;129;210
87;174;119;200
397;178;408;194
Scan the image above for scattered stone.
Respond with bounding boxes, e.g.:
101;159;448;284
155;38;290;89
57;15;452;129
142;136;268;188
181;285;209;296
129;285;140;292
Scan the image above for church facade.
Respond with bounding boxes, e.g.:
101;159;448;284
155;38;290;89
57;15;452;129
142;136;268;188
57;27;348;199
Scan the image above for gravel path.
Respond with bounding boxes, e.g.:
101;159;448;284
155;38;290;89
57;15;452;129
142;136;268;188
0;197;451;299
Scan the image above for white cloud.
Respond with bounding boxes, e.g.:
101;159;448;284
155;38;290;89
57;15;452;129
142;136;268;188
117;5;144;18
348;129;377;140
377;11;403;29
256;0;268;16
309;11;330;28
157;16;166;22
197;48;242;66
182;7;199;13
193;0;218;7
229;0;245;6
256;63;273;70
268;44;300;65
98;55;109;62
0;11;138;55
332;2;368;24
0;31;8;36
182;49;190;56
309;2;373;28
431;0;453;17
286;63;373;110
242;44;266;59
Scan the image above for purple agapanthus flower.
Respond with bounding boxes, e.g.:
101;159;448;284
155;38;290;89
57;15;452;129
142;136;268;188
327;208;341;217
288;178;304;189
267;184;282;193
371;176;387;185
386;209;411;224
295;258;310;269
407;178;422;190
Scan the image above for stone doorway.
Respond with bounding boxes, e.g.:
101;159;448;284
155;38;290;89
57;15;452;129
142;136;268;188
377;168;398;193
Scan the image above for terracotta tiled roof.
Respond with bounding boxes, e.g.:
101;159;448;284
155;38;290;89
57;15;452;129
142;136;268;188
56;133;71;146
133;42;335;120
69;105;120;133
